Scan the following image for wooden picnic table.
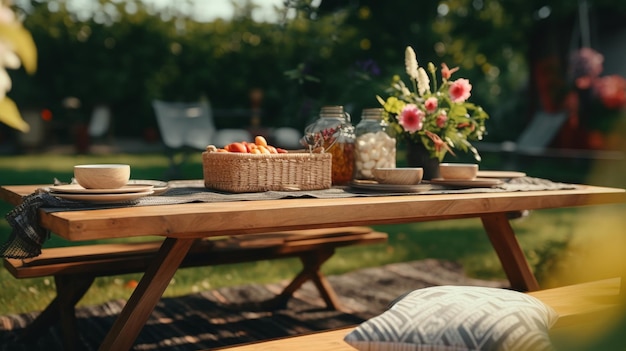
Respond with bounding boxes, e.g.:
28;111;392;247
1;182;625;351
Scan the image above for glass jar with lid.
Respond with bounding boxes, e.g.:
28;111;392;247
303;106;355;185
354;108;396;180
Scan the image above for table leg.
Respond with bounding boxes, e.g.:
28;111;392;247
481;213;540;292
98;237;195;351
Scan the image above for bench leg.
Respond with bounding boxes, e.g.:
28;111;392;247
270;249;342;310
56;275;95;351
18;275;94;351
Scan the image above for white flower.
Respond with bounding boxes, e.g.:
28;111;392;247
405;46;419;80
417;67;430;96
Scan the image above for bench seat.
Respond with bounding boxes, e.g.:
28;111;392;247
215;278;623;351
4;226;387;350
528;277;623;329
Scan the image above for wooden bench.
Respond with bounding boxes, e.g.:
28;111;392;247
3;226;387;350
214;278;624;351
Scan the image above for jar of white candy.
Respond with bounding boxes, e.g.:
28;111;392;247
354;108;396;180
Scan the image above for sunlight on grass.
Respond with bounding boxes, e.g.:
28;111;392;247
0;153;174;185
0;154;170;170
0;153;207;192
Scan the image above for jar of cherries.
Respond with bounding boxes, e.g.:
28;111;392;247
302;106;355;185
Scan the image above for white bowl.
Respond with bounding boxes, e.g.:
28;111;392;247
372;168;424;185
74;164;131;189
438;163;478;180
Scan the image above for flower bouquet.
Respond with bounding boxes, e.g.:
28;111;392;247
377;46;488;162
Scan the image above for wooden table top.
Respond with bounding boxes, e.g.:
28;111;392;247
1;183;625;242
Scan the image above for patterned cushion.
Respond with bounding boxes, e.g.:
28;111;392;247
344;285;559;351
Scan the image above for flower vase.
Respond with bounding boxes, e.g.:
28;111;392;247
405;140;440;180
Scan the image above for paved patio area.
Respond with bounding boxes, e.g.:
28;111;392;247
0;259;506;351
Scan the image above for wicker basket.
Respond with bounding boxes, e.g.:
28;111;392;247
202;151;332;193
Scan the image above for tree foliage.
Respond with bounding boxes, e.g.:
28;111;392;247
6;0;626;142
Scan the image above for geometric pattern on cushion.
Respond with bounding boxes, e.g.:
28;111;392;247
344;285;559;351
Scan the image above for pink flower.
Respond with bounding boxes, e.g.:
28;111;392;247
569;47;604;88
449;78;472;102
441;63;459;80
436;111;448;128
399;104;424;133
457;122;475;131
424;97;438;113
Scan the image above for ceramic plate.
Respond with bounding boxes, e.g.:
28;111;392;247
350;180;432;193
52;190;154;203
476;171;526;179
49;184;154;194
127;179;169;195
430;177;503;188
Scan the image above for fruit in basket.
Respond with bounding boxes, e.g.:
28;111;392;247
208;136;288;154
225;142;247;153
255;135;268;147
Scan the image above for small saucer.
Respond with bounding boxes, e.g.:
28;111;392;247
430;177;502;188
476;171;526;179
350;180;432;193
49;184;154;194
52;190;154;203
127;180;169;195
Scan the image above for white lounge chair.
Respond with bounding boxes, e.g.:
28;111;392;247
152;99;251;179
272;126;303;149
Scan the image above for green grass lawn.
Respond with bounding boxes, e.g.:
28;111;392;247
0;150;624;316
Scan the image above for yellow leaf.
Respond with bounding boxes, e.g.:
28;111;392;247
0;97;30;132
0;23;37;74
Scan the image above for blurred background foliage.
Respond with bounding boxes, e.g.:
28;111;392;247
3;0;626;147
